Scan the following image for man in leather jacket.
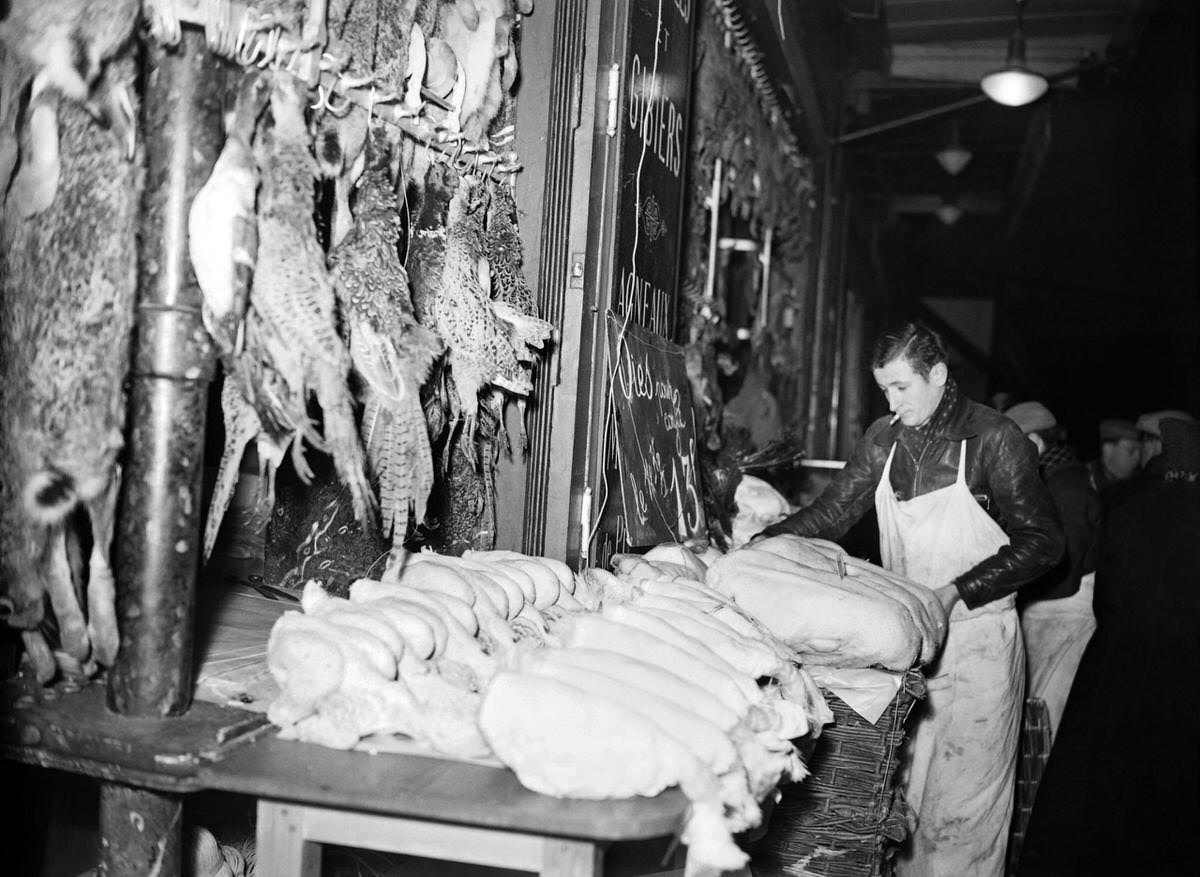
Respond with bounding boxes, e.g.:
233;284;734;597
760;348;1062;611
760;322;1063;877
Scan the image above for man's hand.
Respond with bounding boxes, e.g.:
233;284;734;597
933;583;961;619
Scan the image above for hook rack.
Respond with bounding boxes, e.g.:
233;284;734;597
164;0;520;177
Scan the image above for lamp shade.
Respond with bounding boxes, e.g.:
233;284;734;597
936;143;972;176
981;29;1049;107
981;67;1049;106
935;202;964;225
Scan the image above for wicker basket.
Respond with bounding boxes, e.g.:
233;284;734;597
749;669;926;877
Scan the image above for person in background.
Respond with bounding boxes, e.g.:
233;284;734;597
759;322;1063;877
1017;417;1200;877
1135;408;1196;471
1004;402;1101;743
1085;418;1141;498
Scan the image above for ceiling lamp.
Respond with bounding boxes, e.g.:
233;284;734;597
980;0;1049;107
936;121;972;176
935;200;964;226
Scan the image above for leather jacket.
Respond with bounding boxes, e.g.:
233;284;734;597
763;381;1064;609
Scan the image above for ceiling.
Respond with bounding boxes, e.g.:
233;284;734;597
838;0;1152;223
734;0;1197;439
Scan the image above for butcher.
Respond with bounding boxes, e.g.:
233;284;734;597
758;321;1063;877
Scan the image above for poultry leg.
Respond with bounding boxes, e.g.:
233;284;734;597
41;526;90;662
84;466;121;666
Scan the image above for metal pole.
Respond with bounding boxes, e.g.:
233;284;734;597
109;29;224;718
101;28;225;877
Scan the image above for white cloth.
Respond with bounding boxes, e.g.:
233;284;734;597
876;441;1024;877
1021;571;1096;742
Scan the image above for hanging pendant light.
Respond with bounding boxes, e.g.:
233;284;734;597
936;121;972;176
935;199;964;226
981;0;1049;107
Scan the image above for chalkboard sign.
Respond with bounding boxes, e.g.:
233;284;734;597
606;311;706;546
613;0;694;336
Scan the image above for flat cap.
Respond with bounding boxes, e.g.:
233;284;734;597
1098;419;1139;442
1005;401;1057;435
1135;409;1196;438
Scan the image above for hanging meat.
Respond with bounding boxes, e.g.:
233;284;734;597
250;70;376;526
330;126;442;550
0;56;140;682
435;174;530;443
438;0;514;142
0;0;140;215
189;70;271;358
483;176;552;447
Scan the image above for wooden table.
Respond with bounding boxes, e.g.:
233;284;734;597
200;735;690;877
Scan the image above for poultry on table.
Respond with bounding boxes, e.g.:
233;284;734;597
330;126;442;549
251;70;376;527
0;57;140;682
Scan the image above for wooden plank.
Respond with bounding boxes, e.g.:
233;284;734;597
302;805;546;871
542;837;604;876
200;735;688;841
255;801;321;877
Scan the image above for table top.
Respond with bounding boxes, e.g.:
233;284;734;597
200;733;690;841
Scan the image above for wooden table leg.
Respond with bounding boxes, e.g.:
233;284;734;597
541;837;604;876
255;800;321;877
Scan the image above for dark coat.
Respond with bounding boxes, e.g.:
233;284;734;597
763;381;1064;609
1017;473;1200;877
1019;454;1102;603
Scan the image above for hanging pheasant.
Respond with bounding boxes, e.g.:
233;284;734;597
482;176;552;449
330;127;442;548
485;177;552;360
251;70;376;527
435;174;530;446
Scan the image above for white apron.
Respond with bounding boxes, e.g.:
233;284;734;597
1020;571;1096;743
876;441;1024;877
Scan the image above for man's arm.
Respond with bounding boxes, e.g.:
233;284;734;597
953;422;1066;609
758;426;884;541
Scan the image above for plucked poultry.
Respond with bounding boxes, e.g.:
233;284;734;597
0;56;140;681
330;126;442;549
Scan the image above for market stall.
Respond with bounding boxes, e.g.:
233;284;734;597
0;1;933;875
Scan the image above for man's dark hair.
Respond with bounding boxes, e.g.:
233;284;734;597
871;322;948;378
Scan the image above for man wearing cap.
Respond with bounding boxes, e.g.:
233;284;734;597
1136;409;1197;471
1085;419;1141;498
1004;401;1101;744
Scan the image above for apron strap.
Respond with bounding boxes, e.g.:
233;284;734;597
955;440;968;486
881;442;899;484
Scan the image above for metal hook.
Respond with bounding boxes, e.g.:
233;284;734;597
325;86;354;117
235;13;260;66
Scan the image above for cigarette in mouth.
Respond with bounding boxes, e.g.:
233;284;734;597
890;413;900;425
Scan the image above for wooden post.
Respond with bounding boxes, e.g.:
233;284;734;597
98;783;184;876
101;28;226;877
